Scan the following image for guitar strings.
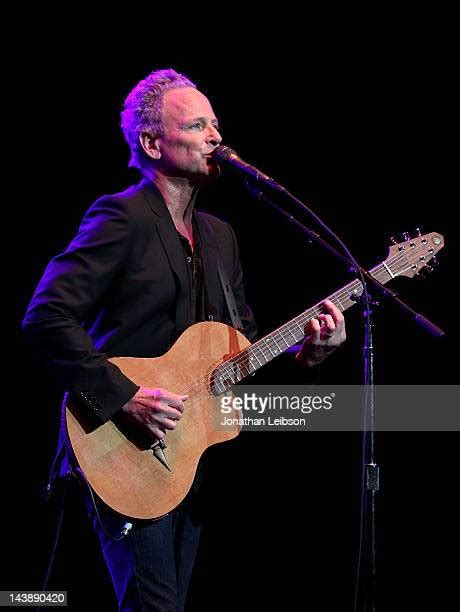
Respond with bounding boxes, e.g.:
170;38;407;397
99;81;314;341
176;253;408;397
177;248;422;397
174;244;434;399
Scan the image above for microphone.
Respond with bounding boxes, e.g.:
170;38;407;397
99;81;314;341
211;145;286;193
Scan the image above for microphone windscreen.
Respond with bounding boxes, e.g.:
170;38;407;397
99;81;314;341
211;145;237;162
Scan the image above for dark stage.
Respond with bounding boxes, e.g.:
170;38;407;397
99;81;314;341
10;28;457;612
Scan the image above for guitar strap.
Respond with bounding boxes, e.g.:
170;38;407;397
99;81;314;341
200;216;244;334
216;257;244;333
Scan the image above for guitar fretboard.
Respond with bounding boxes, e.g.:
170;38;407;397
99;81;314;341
212;260;394;394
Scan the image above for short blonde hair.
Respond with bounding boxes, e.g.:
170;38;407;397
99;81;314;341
120;68;196;170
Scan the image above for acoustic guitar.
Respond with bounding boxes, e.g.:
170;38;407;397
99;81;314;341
66;231;444;518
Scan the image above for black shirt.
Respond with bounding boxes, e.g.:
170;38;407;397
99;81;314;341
177;223;206;324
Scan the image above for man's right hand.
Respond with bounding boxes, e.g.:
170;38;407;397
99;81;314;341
120;387;188;441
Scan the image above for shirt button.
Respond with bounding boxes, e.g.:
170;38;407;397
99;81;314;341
187;257;192;263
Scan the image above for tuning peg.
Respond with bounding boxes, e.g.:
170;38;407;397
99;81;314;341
402;231;410;241
424;264;434;273
390;235;398;245
415;227;423;237
430;256;439;267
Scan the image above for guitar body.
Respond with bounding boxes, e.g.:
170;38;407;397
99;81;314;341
66;321;251;519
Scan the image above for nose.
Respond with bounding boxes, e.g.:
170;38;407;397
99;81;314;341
206;124;222;146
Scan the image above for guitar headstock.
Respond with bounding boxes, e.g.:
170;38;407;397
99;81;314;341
385;230;445;278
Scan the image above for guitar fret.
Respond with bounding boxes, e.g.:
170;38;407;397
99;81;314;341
264;337;276;357
254;345;268;364
250;348;263;368
278;330;291;347
295;318;305;334
286;325;299;342
334;294;344;311
240;361;251;377
223;365;235;384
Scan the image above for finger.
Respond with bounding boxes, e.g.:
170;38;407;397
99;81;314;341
149;389;186;413
306;318;321;343
160;417;178;431
160;390;188;411
143;397;185;417
151;388;187;401
318;314;336;335
161;406;183;421
323;299;344;325
168;398;186;413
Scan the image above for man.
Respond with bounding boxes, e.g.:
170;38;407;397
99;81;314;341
23;68;346;611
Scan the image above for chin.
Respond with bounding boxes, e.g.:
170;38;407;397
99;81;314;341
190;163;221;185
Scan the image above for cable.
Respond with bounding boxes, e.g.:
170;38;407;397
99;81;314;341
35;479;68;612
72;467;133;542
73;467;167;542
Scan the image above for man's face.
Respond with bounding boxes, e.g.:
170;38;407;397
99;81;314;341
155;87;222;181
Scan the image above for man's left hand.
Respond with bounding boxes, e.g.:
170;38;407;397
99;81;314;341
296;299;346;367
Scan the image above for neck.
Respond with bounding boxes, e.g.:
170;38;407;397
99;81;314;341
145;170;199;228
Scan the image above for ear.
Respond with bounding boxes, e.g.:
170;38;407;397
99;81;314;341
139;132;161;160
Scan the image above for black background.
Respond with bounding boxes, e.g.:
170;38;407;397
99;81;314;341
9;14;458;612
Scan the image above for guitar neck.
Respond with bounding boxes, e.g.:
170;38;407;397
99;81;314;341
213;260;394;392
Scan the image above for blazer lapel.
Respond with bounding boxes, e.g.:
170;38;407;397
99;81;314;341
139;179;192;333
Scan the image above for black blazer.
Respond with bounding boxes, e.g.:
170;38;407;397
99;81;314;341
23;179;257;423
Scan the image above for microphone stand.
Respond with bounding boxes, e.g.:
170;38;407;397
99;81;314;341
242;180;444;612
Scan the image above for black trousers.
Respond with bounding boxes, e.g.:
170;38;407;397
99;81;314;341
84;491;202;612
